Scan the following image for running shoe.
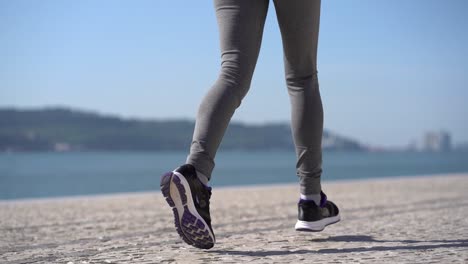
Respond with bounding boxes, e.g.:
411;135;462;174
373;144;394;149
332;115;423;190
295;191;340;232
160;164;215;249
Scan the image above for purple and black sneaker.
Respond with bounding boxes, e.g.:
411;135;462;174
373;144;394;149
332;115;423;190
160;164;215;249
295;191;341;232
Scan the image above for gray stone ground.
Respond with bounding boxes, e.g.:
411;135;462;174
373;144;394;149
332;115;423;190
1;173;468;264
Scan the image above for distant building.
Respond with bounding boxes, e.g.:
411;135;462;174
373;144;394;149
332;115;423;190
54;142;71;152
423;131;451;152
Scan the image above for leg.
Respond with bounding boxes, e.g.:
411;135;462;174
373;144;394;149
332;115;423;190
187;0;270;180
162;0;270;249
273;0;323;195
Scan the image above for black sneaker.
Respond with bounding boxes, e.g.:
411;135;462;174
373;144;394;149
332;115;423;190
160;164;215;249
295;191;340;232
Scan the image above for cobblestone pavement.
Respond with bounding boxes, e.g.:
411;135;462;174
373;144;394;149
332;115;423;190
1;173;468;263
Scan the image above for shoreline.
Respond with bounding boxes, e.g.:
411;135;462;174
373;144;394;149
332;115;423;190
1;171;467;204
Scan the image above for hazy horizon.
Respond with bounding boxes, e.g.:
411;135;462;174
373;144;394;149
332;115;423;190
1;0;467;147
1;105;464;149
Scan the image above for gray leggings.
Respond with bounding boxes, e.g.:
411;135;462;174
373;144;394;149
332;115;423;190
187;0;323;195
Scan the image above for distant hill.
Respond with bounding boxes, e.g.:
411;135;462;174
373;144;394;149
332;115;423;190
0;107;366;152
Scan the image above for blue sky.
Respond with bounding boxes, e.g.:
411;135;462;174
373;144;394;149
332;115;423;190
1;0;467;147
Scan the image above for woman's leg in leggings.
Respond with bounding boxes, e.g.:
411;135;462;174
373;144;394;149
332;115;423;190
273;0;323;195
186;0;270;180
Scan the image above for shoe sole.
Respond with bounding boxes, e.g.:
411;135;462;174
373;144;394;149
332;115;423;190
160;171;215;249
295;214;341;232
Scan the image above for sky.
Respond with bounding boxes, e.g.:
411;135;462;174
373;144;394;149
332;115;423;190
1;0;467;147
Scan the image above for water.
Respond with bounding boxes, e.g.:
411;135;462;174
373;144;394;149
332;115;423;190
1;151;467;200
